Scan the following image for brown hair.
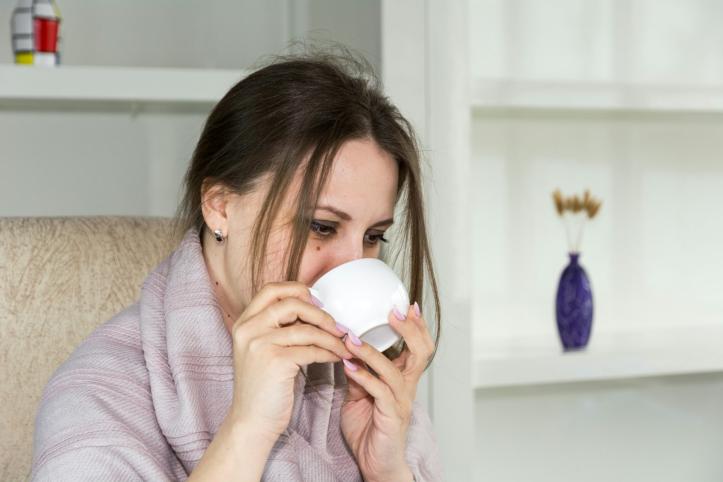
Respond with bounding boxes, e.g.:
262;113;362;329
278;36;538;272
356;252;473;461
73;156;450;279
173;44;440;371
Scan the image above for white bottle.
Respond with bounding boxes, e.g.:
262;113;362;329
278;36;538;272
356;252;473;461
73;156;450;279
10;0;34;64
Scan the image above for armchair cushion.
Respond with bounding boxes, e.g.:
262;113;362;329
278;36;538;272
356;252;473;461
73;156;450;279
0;216;176;481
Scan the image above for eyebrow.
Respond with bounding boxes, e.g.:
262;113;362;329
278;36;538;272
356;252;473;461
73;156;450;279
315;205;394;228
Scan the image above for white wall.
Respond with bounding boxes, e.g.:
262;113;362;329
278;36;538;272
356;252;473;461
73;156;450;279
476;373;723;482
0;108;208;217
469;0;723;85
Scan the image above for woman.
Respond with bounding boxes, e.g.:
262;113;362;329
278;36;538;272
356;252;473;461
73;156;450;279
31;47;443;481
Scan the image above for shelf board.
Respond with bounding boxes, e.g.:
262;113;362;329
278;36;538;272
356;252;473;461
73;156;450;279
474;324;723;389
471;79;723;113
0;64;248;106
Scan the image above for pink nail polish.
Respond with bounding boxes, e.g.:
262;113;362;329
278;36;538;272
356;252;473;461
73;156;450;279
413;301;421;317
310;294;324;308
336;322;348;334
348;332;362;346
392;306;406;321
343;358;358;371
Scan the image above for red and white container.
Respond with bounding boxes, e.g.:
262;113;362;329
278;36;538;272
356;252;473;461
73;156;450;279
32;0;61;66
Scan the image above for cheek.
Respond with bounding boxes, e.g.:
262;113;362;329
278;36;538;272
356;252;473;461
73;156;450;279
257;227;293;283
297;241;329;285
266;229;324;284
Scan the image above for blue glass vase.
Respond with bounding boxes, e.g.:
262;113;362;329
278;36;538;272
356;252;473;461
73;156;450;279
555;252;593;351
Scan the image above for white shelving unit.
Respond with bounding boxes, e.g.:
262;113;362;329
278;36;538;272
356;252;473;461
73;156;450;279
470;77;723;390
0;64;247;106
474;324;723;389
471;78;723;113
447;2;723;479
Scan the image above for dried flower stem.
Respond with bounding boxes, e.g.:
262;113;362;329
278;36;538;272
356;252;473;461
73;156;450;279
551;188;603;252
561;215;573;252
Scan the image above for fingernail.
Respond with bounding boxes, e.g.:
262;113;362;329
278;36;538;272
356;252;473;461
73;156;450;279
348;332;362;346
310;294;324;308
392;306;406;321
336;322;348;334
342;358;358;371
413;301;421;317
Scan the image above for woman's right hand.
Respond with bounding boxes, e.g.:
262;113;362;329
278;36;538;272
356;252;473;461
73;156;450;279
226;281;353;443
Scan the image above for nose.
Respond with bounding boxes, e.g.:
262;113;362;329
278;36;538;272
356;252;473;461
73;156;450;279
310;238;370;287
331;238;365;269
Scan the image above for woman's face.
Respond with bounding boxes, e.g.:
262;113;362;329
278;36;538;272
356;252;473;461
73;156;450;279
205;137;399;321
281;137;399;286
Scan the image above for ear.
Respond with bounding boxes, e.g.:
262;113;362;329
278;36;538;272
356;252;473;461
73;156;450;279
200;180;230;235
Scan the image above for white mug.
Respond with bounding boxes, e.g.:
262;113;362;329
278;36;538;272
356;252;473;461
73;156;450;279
308;258;409;352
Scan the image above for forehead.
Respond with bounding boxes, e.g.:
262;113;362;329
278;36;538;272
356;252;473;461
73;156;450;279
316;138;398;211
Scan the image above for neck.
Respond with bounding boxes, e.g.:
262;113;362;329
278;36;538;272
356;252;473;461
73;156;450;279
201;227;241;332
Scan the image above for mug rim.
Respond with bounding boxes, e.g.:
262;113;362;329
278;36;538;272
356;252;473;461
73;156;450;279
312;257;389;285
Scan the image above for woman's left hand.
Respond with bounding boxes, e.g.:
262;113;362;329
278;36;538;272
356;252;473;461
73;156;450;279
340;302;434;482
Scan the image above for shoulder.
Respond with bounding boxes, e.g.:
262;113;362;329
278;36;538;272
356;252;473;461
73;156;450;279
46;302;147;384
31;303;182;480
33;302;148;446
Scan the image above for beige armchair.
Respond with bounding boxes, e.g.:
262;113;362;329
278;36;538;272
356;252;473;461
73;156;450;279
0;216;177;481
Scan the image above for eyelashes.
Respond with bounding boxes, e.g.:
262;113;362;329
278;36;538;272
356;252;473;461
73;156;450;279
310;220;389;246
310;220;335;236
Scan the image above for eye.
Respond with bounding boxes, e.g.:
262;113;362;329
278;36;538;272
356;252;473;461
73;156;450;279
310;220;336;237
364;232;389;246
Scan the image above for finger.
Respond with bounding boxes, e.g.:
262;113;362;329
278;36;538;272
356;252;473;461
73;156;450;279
409;301;427;329
387;304;434;381
263;323;354;360
409;302;436;363
242;281;320;321
280;345;343;367
342;357;403;417
343;360;370;402
251;297;347;337
344;335;407;405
